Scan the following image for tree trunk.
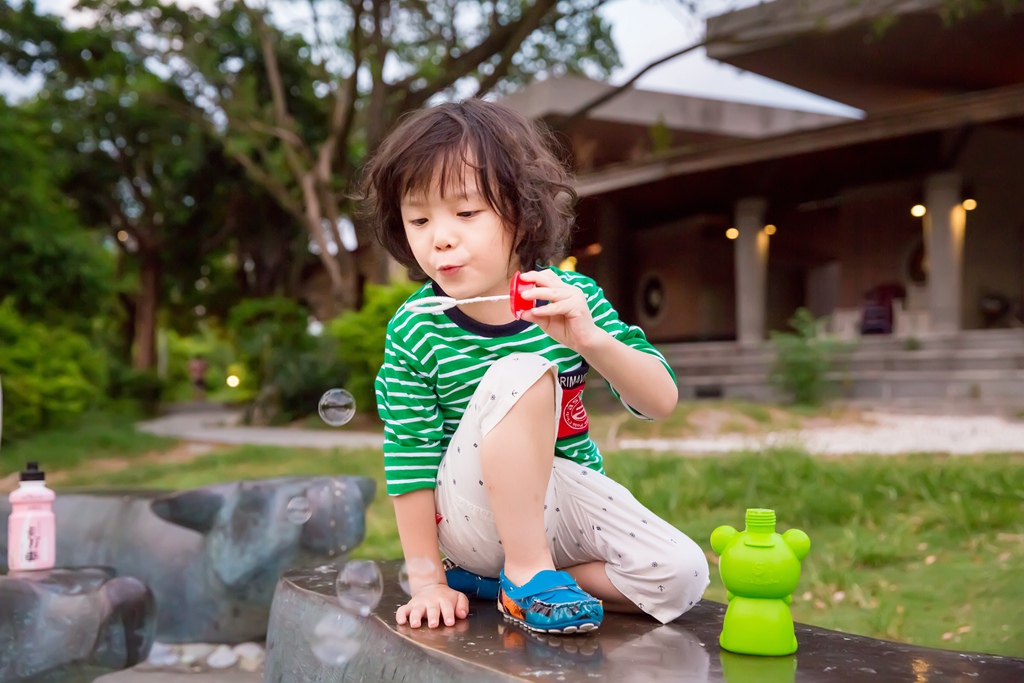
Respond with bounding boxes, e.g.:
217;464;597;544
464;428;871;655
132;250;160;370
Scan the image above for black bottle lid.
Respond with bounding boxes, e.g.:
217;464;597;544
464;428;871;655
20;462;46;482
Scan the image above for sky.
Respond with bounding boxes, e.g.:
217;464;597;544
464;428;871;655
0;0;862;117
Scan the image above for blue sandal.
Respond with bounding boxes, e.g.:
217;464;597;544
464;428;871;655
497;569;603;634
443;559;500;600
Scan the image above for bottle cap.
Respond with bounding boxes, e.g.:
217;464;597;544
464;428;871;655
509;271;535;320
20;461;46;482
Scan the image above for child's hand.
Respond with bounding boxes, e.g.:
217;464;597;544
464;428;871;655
396;584;470;628
518;270;603;353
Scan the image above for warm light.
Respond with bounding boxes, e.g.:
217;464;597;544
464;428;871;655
226;375;240;388
726;228;739;240
558;256;577;272
764;224;777;235
962;198;977;211
911;204;926;217
117;230;129;242
583;242;602;256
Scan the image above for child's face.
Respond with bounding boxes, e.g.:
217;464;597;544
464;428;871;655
401;166;520;310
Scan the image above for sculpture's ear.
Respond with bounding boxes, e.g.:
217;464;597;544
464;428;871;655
151;489;226;534
782;529;811;561
710;525;738;556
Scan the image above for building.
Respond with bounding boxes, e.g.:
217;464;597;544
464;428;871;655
507;0;1024;402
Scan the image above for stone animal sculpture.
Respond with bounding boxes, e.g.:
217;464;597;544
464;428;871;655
710;508;811;656
0;475;375;643
0;567;155;682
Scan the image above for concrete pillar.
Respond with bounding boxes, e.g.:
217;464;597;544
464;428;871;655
734;197;769;345
923;172;966;334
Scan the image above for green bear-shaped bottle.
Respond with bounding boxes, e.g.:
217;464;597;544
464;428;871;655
711;508;811;656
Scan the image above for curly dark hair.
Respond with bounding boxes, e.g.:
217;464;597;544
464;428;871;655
359;99;576;279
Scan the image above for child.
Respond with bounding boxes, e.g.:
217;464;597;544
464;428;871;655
362;99;709;634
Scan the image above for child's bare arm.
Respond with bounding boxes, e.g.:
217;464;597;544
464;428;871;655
518;269;677;419
578;332;678;419
392;489;469;628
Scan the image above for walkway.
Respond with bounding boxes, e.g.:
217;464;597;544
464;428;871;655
139;404;1024;456
137;408;384;450
620;411;1024;455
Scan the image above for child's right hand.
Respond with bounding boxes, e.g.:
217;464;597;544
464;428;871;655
396;584;470;628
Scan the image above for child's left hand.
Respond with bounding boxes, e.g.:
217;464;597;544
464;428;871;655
518;270;603;353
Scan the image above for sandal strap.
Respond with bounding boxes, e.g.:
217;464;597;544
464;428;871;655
501;570;586;601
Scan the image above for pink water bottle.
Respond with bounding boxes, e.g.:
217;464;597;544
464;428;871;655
7;461;56;571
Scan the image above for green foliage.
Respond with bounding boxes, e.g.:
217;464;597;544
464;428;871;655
769;308;850;406
902;336;923;352
0;300;106;443
106;363;165;417
328;280;421;412
226;297;348;423
0;102;114;331
161;326;239;403
0;410;174;476
649;117;673;154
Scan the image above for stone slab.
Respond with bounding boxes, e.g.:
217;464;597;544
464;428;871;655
0;567;155;682
266;561;1024;682
0;475;375;643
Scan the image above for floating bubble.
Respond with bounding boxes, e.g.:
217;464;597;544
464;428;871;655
286;496;312;525
335;560;383;617
398;557;437;597
307;610;360;666
398;564;410;596
310;636;360;666
313;611;358;641
319;388;356;426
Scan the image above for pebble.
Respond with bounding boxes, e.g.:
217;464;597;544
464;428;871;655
143;641;266;672
146;642;179;667
207;645;239;669
179;643;216;665
234;642;266;672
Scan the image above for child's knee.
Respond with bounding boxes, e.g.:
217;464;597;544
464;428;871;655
517;363;556;407
615;535;710;623
657;539;711;619
477;353;558;422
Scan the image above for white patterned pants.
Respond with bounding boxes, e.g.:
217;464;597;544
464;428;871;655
434;353;709;624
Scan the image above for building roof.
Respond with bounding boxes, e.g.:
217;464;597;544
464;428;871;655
575;82;1024;199
705;0;1024;112
501;74;851;139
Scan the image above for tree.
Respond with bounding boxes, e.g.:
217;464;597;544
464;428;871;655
0;99;113;331
1;3;319;368
75;0;622;312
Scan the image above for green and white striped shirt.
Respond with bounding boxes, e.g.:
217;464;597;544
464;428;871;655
375;267;675;496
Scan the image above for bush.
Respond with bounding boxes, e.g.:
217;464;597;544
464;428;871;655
226;297;348;424
161;325;239;403
328;280;421;413
107;362;165;417
0;300;106;442
769;308;851;407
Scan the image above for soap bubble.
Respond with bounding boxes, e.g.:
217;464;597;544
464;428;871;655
286;496;312;525
398;564;410;596
335;560;383;617
319;389;356;426
308;609;360;666
313;611;358;641
398;557;436;597
310;633;360;666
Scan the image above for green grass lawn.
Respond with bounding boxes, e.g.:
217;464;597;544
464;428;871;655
0;411;175;475
4;408;1023;657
